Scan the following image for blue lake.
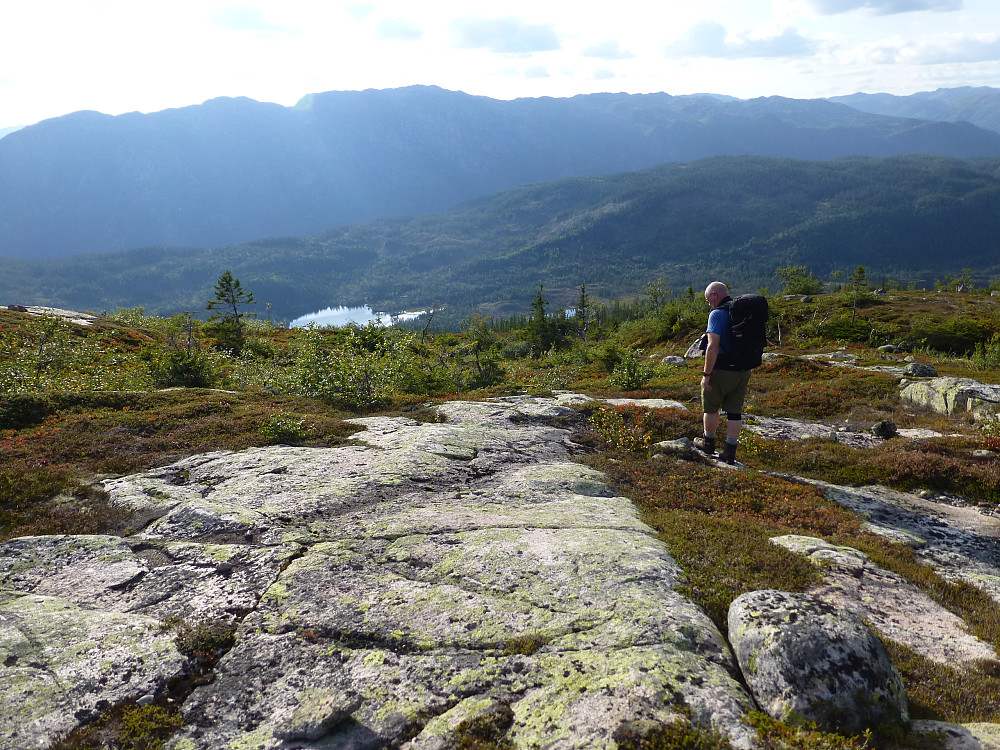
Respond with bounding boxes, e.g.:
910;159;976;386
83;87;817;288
290;305;426;328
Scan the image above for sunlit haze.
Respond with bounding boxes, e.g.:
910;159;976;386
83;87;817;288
2;0;999;129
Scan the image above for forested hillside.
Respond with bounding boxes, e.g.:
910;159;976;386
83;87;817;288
1;154;998;323
3;86;1000;260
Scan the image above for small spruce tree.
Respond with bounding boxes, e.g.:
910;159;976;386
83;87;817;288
526;284;556;354
206;270;256;353
576;282;592;342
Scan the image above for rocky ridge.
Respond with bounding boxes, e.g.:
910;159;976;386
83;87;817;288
3;391;1000;749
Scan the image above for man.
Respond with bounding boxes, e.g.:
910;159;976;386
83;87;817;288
693;281;752;465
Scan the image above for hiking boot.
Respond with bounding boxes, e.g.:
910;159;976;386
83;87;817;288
721;442;737;465
693;436;716;455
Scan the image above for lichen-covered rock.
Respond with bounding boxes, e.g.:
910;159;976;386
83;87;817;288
124;395;758;750
901;376;1000;420
0;592;187;750
728;590;908;735
604;398;687;410
406;696;514;750
0;534;297;625
911;720;1000;750
903;362;939;378
771;535;997;668
802;479;1000;607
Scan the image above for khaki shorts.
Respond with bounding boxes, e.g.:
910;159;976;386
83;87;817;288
702;369;752;415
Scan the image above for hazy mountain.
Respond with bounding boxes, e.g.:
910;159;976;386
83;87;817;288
2;154;998;322
0;125;23;139
830;87;1000;136
3;86;1000;260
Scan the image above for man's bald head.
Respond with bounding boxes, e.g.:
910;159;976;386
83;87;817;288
704;281;729;307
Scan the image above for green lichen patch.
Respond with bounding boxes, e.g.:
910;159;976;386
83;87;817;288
0;593;187;750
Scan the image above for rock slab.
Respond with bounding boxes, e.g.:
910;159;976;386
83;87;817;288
1;395;757;750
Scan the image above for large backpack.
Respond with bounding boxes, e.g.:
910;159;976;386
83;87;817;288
716;294;769;371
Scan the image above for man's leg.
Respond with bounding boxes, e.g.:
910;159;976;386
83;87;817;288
695;411;720;454
721;415;741;464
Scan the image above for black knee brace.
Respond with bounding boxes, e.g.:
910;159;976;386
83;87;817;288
727;413;742;422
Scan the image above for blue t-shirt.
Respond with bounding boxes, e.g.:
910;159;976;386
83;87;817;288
707;307;732;353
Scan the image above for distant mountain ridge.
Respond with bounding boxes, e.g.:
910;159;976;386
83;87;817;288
3;85;1000;259
2;154;998;322
830;87;1000;136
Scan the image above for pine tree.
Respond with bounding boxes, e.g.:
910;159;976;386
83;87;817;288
526;284;555;354
206;270;255;352
576;282;591;342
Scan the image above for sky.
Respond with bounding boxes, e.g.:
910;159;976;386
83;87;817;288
2;0;1000;130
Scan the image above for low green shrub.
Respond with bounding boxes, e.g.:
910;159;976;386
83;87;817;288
609;350;655;391
142;347;218;388
971;334;1000;371
499;339;532;360
258;411;312;444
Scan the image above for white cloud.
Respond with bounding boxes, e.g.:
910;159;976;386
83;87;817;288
807;0;961;15
376;19;423;41
213;5;295;34
591;67;616;80
347;4;375;22
451;17;561;54
524;65;551;79
866;33;1000;64
582;40;634;60
663;21;817;59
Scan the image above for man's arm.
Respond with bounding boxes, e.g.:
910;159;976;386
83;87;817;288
702;332;721;391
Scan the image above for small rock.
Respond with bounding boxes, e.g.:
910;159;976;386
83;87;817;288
604;398;687;410
904;363;939;378
728;590;908;735
974;450;994;458
800;295;813;303
871;420;898;439
408;697;514;749
272;689;363;741
7;304;28;312
137;694;155;707
652;437;693;456
877;344;899;353
661;356;686;366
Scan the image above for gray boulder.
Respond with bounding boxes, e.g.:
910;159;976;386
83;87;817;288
903;362;939;378
871;420;898;439
900;376;1000;420
728;590;908;735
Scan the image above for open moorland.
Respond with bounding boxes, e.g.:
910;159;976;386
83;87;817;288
2;281;1000;749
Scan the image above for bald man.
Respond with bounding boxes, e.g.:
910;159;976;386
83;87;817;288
694;281;753;465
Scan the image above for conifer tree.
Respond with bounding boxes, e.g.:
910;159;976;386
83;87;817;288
576;282;591;342
206;270;255;352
